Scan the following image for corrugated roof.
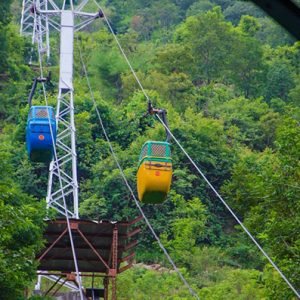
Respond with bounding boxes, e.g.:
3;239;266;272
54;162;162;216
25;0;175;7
37;218;141;274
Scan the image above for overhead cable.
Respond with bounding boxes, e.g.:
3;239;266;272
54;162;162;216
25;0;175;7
76;34;200;300
35;10;84;299
156;114;300;298
92;1;300;297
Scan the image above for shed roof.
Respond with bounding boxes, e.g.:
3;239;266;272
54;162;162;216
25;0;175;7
37;217;141;274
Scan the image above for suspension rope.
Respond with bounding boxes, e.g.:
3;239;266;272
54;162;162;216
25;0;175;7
93;0;150;102
156;115;300;297
34;10;84;299
91;1;300;297
76;35;200;300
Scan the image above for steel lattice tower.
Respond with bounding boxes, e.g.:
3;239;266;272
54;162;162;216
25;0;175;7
20;0;101;218
20;1;102;296
21;0;52;59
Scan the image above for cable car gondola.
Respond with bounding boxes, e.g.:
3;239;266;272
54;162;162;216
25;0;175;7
26;106;57;163
137;141;172;204
137;104;172;204
25;74;56;163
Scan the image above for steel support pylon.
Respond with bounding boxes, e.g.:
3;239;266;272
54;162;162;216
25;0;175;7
21;0;51;60
21;1;100;219
20;1;102;296
46;9;79;218
47;89;79;218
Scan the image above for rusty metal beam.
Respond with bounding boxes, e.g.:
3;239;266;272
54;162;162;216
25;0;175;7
104;277;109;300
38;218;139;283
124;240;138;251
51;278;68;296
38;272;107;277
128;215;143;225
118;252;135;263
38;228;68;261
49;216;142;226
44;227;140;239
119;263;133;274
126;227;141;238
77;228;110;270
42;244;128;251
111;226;118;300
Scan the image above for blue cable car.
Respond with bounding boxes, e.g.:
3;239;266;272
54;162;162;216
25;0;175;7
26;106;57;163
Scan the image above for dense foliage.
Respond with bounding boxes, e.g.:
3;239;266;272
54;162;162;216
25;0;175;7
0;0;299;298
0;1;47;299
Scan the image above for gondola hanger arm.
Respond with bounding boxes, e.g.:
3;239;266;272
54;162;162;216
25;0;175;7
147;101;171;143
28;72;52;107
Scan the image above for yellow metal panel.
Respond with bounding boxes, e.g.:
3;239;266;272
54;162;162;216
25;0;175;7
137;161;172;204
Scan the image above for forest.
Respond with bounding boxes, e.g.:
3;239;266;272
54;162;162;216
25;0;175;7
0;0;299;299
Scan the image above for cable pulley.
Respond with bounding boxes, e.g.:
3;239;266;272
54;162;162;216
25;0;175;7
147;101;171;143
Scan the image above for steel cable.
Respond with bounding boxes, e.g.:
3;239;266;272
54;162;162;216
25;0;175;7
91;1;300;297
76;34;200;300
34;5;84;298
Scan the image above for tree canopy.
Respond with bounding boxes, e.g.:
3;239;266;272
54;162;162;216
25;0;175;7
0;0;299;298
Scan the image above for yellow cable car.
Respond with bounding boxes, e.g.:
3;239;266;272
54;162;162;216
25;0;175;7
137;141;172;204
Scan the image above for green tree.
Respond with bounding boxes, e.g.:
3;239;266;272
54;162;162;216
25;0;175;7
209;97;280;150
199;269;267;299
255;17;295;47
118;266;198;299
0;142;45;299
186;0;215;17
161;194;207;260
175;7;236;83
226;33;266;97
264;59;294;101
237;15;261;37
223;1;264;24
289;80;300;106
222;116;300;298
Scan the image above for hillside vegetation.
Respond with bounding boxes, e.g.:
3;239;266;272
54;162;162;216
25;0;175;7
0;0;299;299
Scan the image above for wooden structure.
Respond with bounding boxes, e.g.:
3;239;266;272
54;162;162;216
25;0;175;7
37;217;141;299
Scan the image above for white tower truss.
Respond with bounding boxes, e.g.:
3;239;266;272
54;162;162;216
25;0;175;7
21;1;103;297
20;0;55;59
21;1;102;219
46;9;79;218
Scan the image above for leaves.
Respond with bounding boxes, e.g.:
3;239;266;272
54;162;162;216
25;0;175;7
0;143;45;299
1;0;300;298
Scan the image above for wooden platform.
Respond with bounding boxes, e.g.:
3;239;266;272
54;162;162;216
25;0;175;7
36;217;141;299
37;217;141;275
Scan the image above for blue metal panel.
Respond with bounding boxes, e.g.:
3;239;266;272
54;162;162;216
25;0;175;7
26;106;57;162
